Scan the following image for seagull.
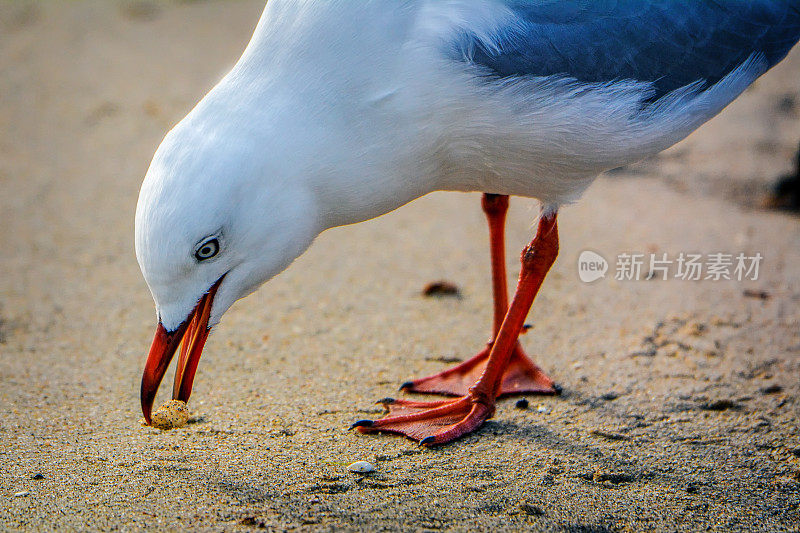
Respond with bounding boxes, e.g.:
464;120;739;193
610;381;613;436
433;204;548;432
136;1;800;446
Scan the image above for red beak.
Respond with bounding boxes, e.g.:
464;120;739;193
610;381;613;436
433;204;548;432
140;276;224;424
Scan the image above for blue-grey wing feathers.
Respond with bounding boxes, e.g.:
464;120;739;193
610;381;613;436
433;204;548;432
451;1;800;101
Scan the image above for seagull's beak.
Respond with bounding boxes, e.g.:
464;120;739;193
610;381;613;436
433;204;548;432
140;276;224;424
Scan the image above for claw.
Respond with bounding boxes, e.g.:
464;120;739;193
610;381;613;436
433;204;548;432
553;384;563;395
419;436;437;447
349;419;374;430
376;397;395;405
399;381;414;391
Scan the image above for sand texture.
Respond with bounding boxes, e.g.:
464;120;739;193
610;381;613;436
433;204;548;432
1;2;799;531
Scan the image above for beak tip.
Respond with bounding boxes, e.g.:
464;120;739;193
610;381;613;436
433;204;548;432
141;385;154;425
141;403;152;425
140;321;175;429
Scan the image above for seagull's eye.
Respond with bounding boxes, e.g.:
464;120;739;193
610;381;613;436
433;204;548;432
194;238;219;261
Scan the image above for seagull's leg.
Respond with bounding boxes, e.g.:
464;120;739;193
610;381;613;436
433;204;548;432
400;194;557;397
354;212;559;446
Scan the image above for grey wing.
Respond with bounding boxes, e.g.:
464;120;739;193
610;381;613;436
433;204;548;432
449;0;800;101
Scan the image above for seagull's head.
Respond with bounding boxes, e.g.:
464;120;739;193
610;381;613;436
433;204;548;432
134;108;319;423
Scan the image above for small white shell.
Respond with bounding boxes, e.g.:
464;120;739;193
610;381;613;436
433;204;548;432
536;405;550;414
347;461;375;473
14;491;29;497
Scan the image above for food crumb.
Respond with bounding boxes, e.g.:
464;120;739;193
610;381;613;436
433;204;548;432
147;400;190;430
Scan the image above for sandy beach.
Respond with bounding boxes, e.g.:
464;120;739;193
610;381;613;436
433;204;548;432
1;2;799;531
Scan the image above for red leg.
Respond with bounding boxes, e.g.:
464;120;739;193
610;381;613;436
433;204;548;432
354;211;560;446
401;194;557;397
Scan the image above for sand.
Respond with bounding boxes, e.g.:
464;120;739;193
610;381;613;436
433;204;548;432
1;2;799;531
